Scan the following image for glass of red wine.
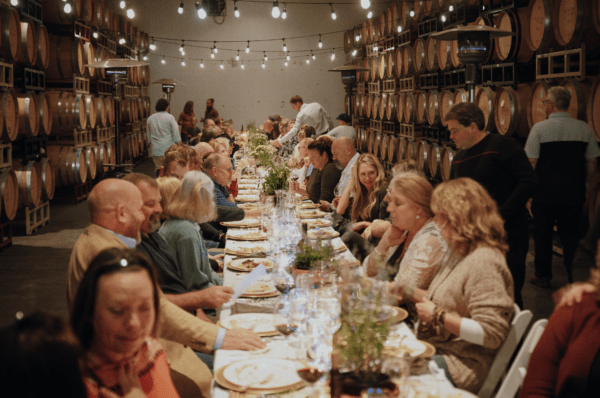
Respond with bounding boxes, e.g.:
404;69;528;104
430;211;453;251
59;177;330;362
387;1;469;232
296;359;325;397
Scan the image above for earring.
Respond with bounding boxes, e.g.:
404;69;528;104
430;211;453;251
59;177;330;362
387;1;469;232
416;215;420;219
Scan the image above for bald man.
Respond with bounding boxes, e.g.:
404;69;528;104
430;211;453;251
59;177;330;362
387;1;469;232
67;178;265;398
328;137;359;205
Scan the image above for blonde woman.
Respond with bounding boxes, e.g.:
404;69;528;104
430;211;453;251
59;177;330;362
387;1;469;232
414;177;514;393
157;172;222;294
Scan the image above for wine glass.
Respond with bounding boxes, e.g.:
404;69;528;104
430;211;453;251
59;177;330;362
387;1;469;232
295;347;325;398
272;296;296;348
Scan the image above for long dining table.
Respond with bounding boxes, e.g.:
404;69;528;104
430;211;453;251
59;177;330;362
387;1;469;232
210;167;469;398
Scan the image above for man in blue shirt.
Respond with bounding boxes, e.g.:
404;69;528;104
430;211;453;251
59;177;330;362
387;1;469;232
147;99;180;176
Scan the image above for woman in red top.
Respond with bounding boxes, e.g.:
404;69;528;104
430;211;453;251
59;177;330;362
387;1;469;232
70;248;180;398
177;101;198;143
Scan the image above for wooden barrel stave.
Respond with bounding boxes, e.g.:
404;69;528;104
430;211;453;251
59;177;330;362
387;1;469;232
1;90;18;142
476;87;497;133
379;93;387;121
416;91;428;124
394;47;403;78
386;94;396;121
425;36;439;73
416;140;430;175
587;78;600;141
47;145;87;186
440;90;454;127
12;159;41;208
0;168;18;221
426;90;442;126
19;19;37;67
84;146;96;181
440;146;455;182
494;84;533;137
414;38;427;74
36;23;50;70
428;143;442;180
17;91;39;138
529;81;553;128
1;8;22;64
38;158;55;201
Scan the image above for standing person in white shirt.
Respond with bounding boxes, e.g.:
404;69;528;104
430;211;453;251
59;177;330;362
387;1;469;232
270;95;333;149
147;99;181;176
327;113;356;140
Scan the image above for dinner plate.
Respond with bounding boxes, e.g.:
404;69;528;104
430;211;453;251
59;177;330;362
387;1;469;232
383;339;427;358
228;257;274;272
304;219;333;228
221;219;261;228
307;229;340;239
241;281;277;295
238;184;258;190
238;203;260;210
236;195;260;203
239;179;259;184
333;243;347;252
219;313;287;335
298;210;326;219
238;190;261;195
225;246;269;257
298;203;319;209
226;231;268;241
221;359;303;391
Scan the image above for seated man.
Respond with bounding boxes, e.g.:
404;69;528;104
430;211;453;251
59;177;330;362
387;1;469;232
201;126;220;144
194;142;215;170
67;179;265;398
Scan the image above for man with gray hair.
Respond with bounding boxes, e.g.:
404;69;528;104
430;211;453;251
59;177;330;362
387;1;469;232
200;125;220;144
525;86;600;288
193;142;215;170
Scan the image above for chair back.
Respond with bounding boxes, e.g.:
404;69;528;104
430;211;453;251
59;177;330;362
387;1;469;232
494;318;548;398
477;304;533;398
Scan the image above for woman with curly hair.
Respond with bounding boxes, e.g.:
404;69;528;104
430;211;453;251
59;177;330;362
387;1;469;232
412;177;514;393
178;101;199;143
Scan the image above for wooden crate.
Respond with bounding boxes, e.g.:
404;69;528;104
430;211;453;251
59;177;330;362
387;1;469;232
47;74;90;94
0;61;14;89
52;181;93;205
48;130;93;148
0;142;11;169
21;201;50;235
93;126;112;143
536;45;586;81
399;123;423;140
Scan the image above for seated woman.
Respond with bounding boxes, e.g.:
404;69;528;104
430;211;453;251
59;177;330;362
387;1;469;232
290;136;341;204
519;249;600;397
363;173;447;292
338;154;390;262
158;172;223;291
70;248;180;397
414;178;515;393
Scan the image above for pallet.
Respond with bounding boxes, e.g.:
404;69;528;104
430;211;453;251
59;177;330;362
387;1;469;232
368;81;381;95
482;62;535;86
420;72;441;90
93;79;112;96
399;123;423;140
382;79;397;93
536;46;588;81
443;68;466;89
352;116;366;128
357;82;366;95
93;126;112;143
18;0;42;24
95;31;117;54
52;181;93;204
46;74;90;94
442;4;479;30
366;44;380;58
399;76;419;92
19;201;49;235
418;17;440;38
15;67;45;91
0;219;12;251
382;121;396;135
370;119;382;132
383;36;396;52
0;142;10;169
141;86;149;96
10;136;47;161
48;130;92;148
396;31;415;47
124;85;140;97
0;61;14;89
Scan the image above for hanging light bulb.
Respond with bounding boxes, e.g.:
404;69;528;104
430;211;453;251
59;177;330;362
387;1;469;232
352;49;357;56
143;55;147;60
236;50;240;61
441;15;446;22
119;37;125;45
181;50;185;56
161;58;166;64
330;3;336;20
246;41;250;53
120;0;126;9
356;34;360;42
64;2;71;13
283;40;287;52
200;60;204;68
213;42;218;53
262;62;266;68
126;4;134;18
286;52;290;61
360;0;370;9
410;10;415;17
482;5;485;10
93;32;98;38
179;40;184;52
234;0;240;17
285;61;288;66
318;35;322;48
331;50;335;60
178;2;183;14
263;51;268;61
220;61;224;69
397;26;402;33
272;0;280;18
282;3;287;19
211;51;215;59
311;50;315;60
367;10;372;19
241;61;245;69
449;5;454;11
374;43;378;51
150;38;156;51
306;56;310;64
181;59;186;66
11;0;18;6
196;2;207;19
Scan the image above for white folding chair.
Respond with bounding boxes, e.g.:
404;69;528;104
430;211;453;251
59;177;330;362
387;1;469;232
494;319;548;398
477;304;533;398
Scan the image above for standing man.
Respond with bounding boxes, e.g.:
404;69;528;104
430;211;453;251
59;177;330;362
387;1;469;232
327;113;356;140
446;102;538;309
204;98;219;121
147;98;180;176
271;95;333;149
525;86;600;288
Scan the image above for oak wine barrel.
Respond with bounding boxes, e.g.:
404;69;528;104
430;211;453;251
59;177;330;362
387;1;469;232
358;95;365;117
561;78;591;121
388;135;399;162
421;1;437;21
18;19;37;67
476;86;497;133
437;39;452;71
379;93;387;121
406;140;417;162
364;20;371;44
95;0;106;29
96;95;108;128
46;36;85;79
378;11;387;39
35;23;50;70
397;138;406;161
386;94;397;121
440;90;454;127
366;95;373;118
375;132;383;158
385;51;395;79
83;42;96;78
378;53;386;80
84;146;97;181
370;57;379;82
399;0;420;32
414;38;427;74
1;8;21;64
450;39;464;69
428;143;442;180
344;30;353;53
553;0;600;50
425;36;439;72
387;5;397;36
371;17;379;44
1;90;18;142
140;65;150;86
17;91;39;138
587;78;600;141
402;45;415;76
46;91;87;133
42;0;79;24
426;90;443;126
372;95;380;120
47;145;87;187
453;89;468;105
473;16;497;64
526;0;557;53
38;158;55;201
395;93;404;123
404;92;417;123
355;127;361;149
495;9;535;64
0;168;18;221
416;91;428;124
92;142;107;179
353;95;360;116
105;140;116;172
394;47;404;77
106;96;115;126
494;84;533;137
79;0;94;25
84;94;98;129
416;140;430;175
355;25;363;46
440;146;455;182
530;82;553;131
362;57;370;84
367;130;374;154
12;159;41;208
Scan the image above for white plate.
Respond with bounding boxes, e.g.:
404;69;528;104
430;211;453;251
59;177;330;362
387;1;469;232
236;195;260;202
298;210;326;218
221;219;261;228
383;338;426;358
238;190;261;195
228;257;274;271
220;313;287;333
242;281;276;294
223;359;302;389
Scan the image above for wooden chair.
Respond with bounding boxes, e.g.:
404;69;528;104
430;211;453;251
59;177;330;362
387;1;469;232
494;319;548;398
477;304;533;398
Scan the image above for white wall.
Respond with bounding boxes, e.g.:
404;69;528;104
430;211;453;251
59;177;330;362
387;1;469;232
124;0;387;126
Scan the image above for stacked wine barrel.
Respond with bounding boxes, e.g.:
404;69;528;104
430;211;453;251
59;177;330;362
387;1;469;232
345;0;600;183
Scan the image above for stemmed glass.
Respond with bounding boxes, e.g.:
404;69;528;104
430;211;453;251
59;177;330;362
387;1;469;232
272;295;296;347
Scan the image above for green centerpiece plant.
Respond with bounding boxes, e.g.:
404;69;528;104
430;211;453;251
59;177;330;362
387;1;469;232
294;241;334;270
245;124;291;195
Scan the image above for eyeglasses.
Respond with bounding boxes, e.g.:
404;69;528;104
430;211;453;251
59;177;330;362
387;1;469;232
542;100;553;104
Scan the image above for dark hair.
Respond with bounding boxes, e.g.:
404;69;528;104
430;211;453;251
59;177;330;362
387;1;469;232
208;98;215;104
0;312;87;398
183;100;194;114
272;122;281;140
303;125;315;138
307;136;334;161
200;126;220;143
290;95;303;105
155;98;169;112
70;248;161;351
444;102;485;131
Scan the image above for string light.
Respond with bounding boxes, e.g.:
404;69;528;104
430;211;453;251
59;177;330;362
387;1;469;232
10;0;17;5
236;50;240;60
93;32;98;39
318;35;322;48
119;37;125;44
397;26;402;33
211;48;215;58
126;3;135;18
311;50;315;60
64;2;71;13
271;0;280;18
213;42;218;53
449;5;454;11
441;15;446;22
410;10;415;17
282;3;287;19
262;61;266;68
234;0;240;17
285;61;288;66
200;60;204;67
178;2;183;14
263;51;268;61
179;40;184;52
120;0;126;9
352;49;357;56
283;39;287;52
246;41;250;53
355;34;360;42
150;38;156;51
162;57;166;64
306;56;310;64
181;49;185;56
143;54;148;60
360;0;370;9
241;61;245;69
220;61;224;69
181;59;186;66
330;3;336;20
286;52;290;61
331;50;335;60
367;10;372;19
196;2;207;19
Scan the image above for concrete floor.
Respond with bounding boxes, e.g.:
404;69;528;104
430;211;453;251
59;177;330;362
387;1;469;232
0;157;586;328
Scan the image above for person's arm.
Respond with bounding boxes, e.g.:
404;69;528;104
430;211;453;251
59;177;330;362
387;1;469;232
323;107;334;130
164;285;234;311
529;158;537;169
200;222;224;243
170;115;181;143
498;141;538;221
216;204;245;222
278;115;302;144
319;164;341;203
587;159;597;191
365;225;407;277
370;220;391;238
336;178;353;215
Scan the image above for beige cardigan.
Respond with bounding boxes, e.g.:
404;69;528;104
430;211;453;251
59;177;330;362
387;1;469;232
423;245;514;393
67;224;218;398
